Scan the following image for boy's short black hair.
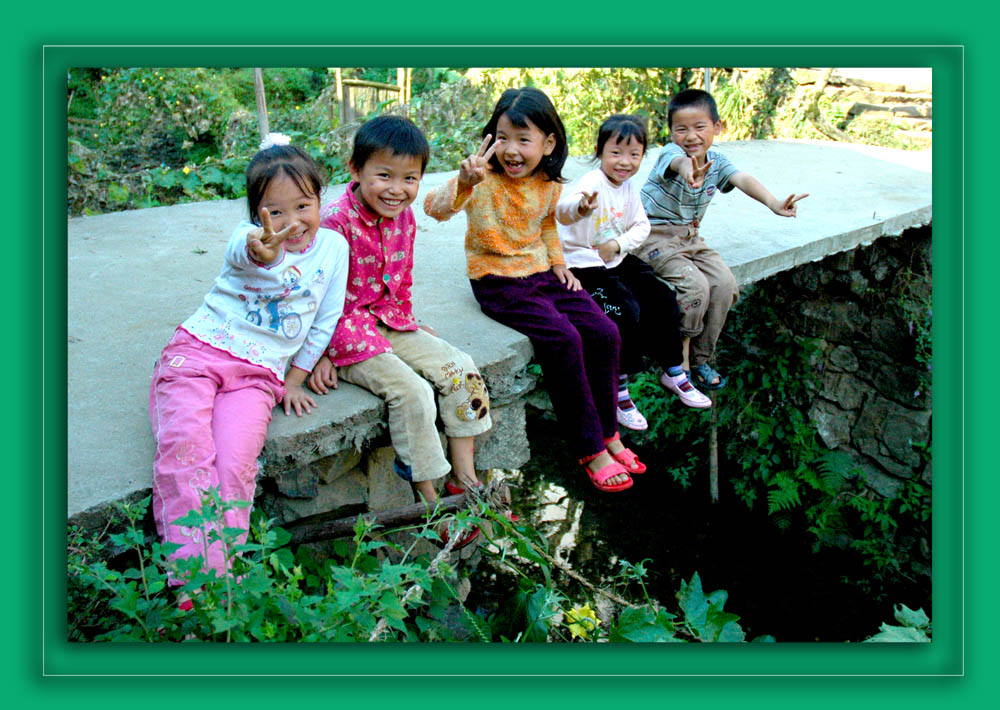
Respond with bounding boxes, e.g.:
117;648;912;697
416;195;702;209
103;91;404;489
350;115;430;173
595;114;648;159
245;144;324;226
668;89;720;128
482;87;568;183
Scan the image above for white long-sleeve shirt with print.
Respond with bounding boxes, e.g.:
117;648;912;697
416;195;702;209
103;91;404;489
181;221;350;381
555;168;650;270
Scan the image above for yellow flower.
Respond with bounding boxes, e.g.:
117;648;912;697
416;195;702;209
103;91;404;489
182;166;191;175
295;105;300;110
564;604;601;640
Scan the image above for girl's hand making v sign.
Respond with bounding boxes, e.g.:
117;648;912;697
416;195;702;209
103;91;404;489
576;191;598;217
247;207;298;264
458;135;497;191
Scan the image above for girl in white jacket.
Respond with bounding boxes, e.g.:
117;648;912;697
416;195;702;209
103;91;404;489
556;115;711;431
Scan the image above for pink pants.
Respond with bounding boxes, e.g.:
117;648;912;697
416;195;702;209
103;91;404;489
148;329;284;581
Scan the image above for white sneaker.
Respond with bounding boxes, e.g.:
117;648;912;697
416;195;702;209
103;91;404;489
616;404;649;430
660;371;713;408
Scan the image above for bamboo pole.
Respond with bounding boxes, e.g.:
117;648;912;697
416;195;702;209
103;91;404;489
253;68;269;140
335;67;344;123
709;396;719;503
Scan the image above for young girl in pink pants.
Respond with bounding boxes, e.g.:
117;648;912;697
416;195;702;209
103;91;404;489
149;134;349;593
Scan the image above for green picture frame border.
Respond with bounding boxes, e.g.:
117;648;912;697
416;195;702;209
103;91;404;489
22;25;985;704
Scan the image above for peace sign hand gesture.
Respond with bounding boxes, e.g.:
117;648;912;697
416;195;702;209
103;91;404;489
685;154;714;189
458;135;497;191
247;207;297;264
771;193;809;217
576;191;598;217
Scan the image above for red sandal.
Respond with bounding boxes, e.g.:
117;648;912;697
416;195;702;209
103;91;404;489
584;460;634;493
611;447;647;475
438;525;481;551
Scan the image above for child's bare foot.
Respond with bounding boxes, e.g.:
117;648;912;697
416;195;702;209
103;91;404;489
604;437;647;474
586;451;630;487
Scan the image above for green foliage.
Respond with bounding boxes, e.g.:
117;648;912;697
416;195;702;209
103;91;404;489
407;75;494;173
69;66;923;216
714;68;796;140
68;488;770;643
864;604;931;642
628;278;930;597
471;68;679;152
67;67;328;215
68;490;485;642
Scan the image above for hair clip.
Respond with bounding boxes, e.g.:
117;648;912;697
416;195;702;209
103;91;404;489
259;132;292;150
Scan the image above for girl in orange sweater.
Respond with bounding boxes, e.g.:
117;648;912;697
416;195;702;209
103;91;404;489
424;87;645;493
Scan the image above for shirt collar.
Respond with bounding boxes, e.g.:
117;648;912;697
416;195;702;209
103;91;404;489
346;181;382;227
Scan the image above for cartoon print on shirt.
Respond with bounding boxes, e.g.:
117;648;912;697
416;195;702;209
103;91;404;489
589;206;627;247
239;265;318;339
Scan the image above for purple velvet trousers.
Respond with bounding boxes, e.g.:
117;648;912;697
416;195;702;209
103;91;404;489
470;271;620;460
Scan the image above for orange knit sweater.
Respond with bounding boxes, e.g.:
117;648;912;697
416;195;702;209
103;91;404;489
423;171;565;279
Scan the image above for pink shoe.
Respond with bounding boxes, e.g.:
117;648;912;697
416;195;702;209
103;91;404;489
616;404;649;431
660;371;712;408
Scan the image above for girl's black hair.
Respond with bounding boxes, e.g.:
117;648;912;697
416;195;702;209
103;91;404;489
351;115;430;173
594;114;648;159
667;89;720;128
245;144;324;226
482;87;568;183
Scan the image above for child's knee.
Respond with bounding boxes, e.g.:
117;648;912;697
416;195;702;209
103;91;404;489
712;271;740;306
452;371;491;424
391;370;437;419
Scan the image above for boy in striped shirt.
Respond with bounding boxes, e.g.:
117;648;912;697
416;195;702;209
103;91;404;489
637;89;807;390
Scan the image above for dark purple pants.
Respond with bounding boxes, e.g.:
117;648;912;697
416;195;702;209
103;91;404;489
470;271;620;460
572;254;685;375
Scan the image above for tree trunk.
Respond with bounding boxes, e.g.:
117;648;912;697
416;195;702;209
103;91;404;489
807;68;852;142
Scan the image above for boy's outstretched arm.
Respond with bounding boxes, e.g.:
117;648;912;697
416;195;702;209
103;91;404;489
730;172;809;217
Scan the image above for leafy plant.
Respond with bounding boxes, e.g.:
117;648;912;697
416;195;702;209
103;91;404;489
864;604;930;642
69;487;771;643
68;490;487;642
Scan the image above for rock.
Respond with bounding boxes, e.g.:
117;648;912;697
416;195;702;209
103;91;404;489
826;250;855;272
791;267;820;292
809;399;856;449
820;371;865;410
852;392;929;473
848;271;870;297
829;345;859;372
313;448;364;484
473;400;530;470
796;300;868;342
861;466;906;498
853;349;930;409
266;469;368;524
870;314;912;358
366;445;416;512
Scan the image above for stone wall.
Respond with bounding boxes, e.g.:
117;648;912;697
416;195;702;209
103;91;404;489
255;367;537;527
745;225;932;497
